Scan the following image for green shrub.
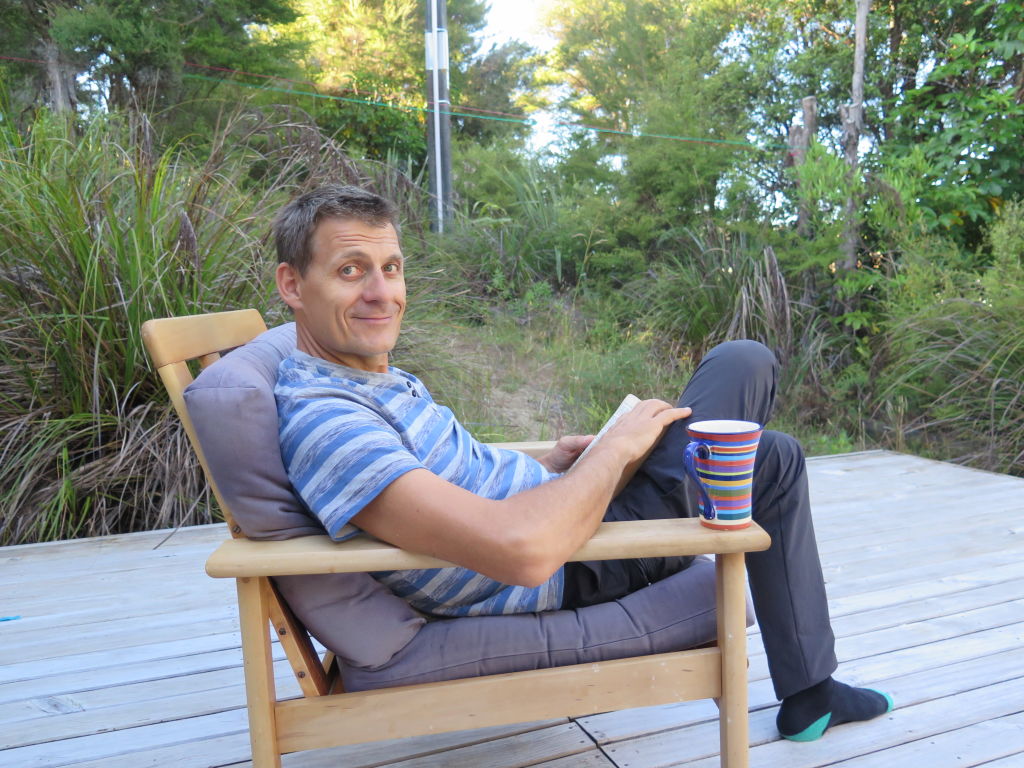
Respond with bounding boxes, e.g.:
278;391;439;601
443;145;598;297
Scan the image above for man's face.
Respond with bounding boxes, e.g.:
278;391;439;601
276;217;406;372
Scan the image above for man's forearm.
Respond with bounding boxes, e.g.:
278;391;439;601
496;439;634;585
354;439;632;588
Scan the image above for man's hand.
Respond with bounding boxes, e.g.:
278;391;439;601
537;400;691;482
587;400;692;495
537;434;595;473
599;399;692;464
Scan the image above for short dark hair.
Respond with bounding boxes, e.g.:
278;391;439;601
272;184;399;275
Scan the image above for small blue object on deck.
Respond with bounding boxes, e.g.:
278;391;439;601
0;615;21;621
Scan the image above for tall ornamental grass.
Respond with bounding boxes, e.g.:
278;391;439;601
0;106;428;545
881;203;1024;475
626;225;843;430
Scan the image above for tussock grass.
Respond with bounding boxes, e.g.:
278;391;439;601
436;159;582;297
0;105;432;545
878;204;1024;475
627;225;824;371
623;225;855;440
883;298;1024;474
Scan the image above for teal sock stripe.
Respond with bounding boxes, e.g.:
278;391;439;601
870;689;896;713
781;712;832;742
780;691;894;743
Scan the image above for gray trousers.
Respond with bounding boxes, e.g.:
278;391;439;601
562;340;838;700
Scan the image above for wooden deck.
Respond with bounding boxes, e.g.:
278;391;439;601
2;450;1023;767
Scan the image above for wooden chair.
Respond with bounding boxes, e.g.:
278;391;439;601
141;309;771;768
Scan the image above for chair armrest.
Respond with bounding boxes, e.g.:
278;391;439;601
206;518;770;578
488;441;556;458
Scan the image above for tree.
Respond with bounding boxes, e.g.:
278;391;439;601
59;0;301;110
884;0;1024;247
265;0;495;162
0;1;82;114
455;40;545;145
733;0;1024;248
0;0;302;116
543;0;759;242
839;0;871;274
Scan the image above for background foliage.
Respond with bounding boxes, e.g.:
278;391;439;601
1;0;1021;543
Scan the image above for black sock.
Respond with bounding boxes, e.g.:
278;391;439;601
777;677;893;741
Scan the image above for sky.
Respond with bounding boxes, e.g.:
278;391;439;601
477;0;560;149
479;0;555;52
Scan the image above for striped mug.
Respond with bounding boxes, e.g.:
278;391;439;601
683;419;763;530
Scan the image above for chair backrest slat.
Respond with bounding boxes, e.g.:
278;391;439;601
142;309;267;368
142;310;268;535
268;581;334;696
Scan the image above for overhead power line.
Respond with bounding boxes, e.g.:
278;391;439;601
1;54;788;152
183;72;786;152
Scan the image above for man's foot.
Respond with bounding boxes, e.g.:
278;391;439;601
777;677;894;742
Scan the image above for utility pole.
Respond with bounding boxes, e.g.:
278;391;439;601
839;0;871;273
425;0;452;232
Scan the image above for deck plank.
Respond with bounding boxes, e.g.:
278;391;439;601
612;672;1024;768
59;721;565;768
0;709;252;768
0;646;287;706
0;664;299;749
826;712;1024;767
974;754;1024;768
1;451;1022;768
370;722;596;768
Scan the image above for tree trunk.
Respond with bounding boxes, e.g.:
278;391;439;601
791;96;818;239
786;96;819;305
881;0;902;140
41;38;76;114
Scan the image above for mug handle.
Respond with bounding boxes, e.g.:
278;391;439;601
683;440;716;521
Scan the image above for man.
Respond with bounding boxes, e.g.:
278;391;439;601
273;184;893;742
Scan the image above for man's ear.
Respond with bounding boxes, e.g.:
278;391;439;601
275;262;303;311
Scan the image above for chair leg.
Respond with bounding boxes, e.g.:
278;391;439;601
716;553;750;768
237;577;282;768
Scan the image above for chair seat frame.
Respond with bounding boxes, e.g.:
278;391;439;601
142;309;770;768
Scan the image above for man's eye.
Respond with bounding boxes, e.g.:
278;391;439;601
383;263;402;273
340;265;359;276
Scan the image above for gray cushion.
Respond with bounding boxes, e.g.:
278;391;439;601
184;321;749;682
184;323;319;540
342;555;724;691
184;323;425;669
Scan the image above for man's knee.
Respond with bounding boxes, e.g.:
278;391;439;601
705;339;778;382
680;339;780;425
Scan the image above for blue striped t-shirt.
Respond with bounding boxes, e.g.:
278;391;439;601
275;350;564;617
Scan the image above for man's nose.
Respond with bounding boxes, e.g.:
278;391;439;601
361;268;393;302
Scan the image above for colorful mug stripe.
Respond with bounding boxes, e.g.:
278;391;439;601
683;419;763;530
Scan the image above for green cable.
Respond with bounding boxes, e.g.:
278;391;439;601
183;73;787;152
